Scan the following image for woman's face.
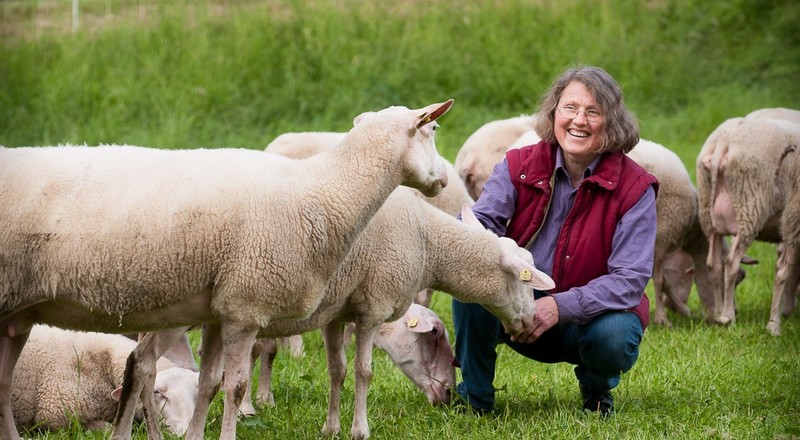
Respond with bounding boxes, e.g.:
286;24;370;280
554;81;605;162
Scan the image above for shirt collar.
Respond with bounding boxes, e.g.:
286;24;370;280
555;147;602;180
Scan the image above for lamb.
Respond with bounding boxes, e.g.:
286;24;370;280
12;325;198;436
240;303;456;415
0;99;457;440
453;114;538;200
696;108;800;333
203;188;551;439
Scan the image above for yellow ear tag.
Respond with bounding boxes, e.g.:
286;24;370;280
407;318;419;328
519;269;532;281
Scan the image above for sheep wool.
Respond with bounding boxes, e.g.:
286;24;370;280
0;99;454;440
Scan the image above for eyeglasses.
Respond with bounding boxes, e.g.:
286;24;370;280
557;104;603;123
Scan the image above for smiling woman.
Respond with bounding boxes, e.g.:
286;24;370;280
452;65;658;418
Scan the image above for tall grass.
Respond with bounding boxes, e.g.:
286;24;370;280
2;0;799;439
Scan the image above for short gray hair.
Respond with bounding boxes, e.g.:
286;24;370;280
534;65;639;154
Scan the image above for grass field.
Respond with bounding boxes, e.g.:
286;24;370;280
2;0;799;439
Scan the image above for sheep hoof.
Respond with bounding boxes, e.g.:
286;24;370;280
766;321;782;336
711;315;732;326
653;315;672;328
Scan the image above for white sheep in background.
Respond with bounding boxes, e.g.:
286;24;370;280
12;325;198;436
0;99;455;440
241;303;455;414
771;144;800;335
214;187;551;439
453;114;538;200
696;109;800;333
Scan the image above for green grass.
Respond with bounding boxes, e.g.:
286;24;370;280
3;0;800;438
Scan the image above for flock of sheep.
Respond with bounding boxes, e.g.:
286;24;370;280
0;101;797;440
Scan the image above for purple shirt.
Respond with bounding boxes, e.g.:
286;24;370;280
470;148;657;324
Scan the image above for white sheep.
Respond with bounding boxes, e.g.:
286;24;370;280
771;144;800;335
0;99;456;440
453;114;538;200
265;130;474;311
203;187;551;439
241;303;456;415
12;325;198;436
696;109;800;333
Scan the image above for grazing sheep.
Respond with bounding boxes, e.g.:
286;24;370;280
771;147;800;335
696;111;800;331
0;99;454;440
208;188;551;439
626;139;717;326
241;303;456;414
453;114;538;200
12;325;198;436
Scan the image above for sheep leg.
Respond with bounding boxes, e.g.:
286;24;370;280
139;328;190;440
185;324;224;440
321;322;347;437
219;325;259;440
769;244;798;336
255;337;278;407
0;331;30;440
351;323;379;440
707;233;726;323
720;234;751;325
652;250;672;327
414;288;434;308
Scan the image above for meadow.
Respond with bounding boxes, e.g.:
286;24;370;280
1;0;799;438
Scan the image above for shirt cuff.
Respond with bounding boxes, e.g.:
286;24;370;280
553;290;581;323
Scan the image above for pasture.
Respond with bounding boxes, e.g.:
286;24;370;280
1;0;798;438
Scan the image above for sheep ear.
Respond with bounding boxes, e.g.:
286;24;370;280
111;387;122;401
405;314;435;333
416;99;454;129
500;252;556;291
403;304;435;333
353;111;375;127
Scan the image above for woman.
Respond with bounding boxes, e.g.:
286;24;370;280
452;65;658;417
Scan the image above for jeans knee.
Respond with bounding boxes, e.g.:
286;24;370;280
581;312;642;373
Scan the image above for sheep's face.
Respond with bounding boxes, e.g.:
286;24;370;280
374;304;456;406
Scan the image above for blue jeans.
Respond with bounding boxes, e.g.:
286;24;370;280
452;293;644;412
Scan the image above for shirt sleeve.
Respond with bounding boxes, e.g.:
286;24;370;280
553;185;657;324
461;159;518;236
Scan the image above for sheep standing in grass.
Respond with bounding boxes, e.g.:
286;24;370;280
626;139;717;325
696;108;800;332
0;99;454;440
212;188;551;439
266;130;474;310
454;114;538;200
771;145;800;335
241;303;455;414
12;325;198;436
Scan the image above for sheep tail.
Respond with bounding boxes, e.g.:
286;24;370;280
774;144;797;186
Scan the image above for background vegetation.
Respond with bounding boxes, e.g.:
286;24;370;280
1;0;798;438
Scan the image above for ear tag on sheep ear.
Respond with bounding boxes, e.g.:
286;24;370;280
407;318;419;328
519;269;532;281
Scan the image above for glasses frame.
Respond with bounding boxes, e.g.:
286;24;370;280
557;104;603;123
